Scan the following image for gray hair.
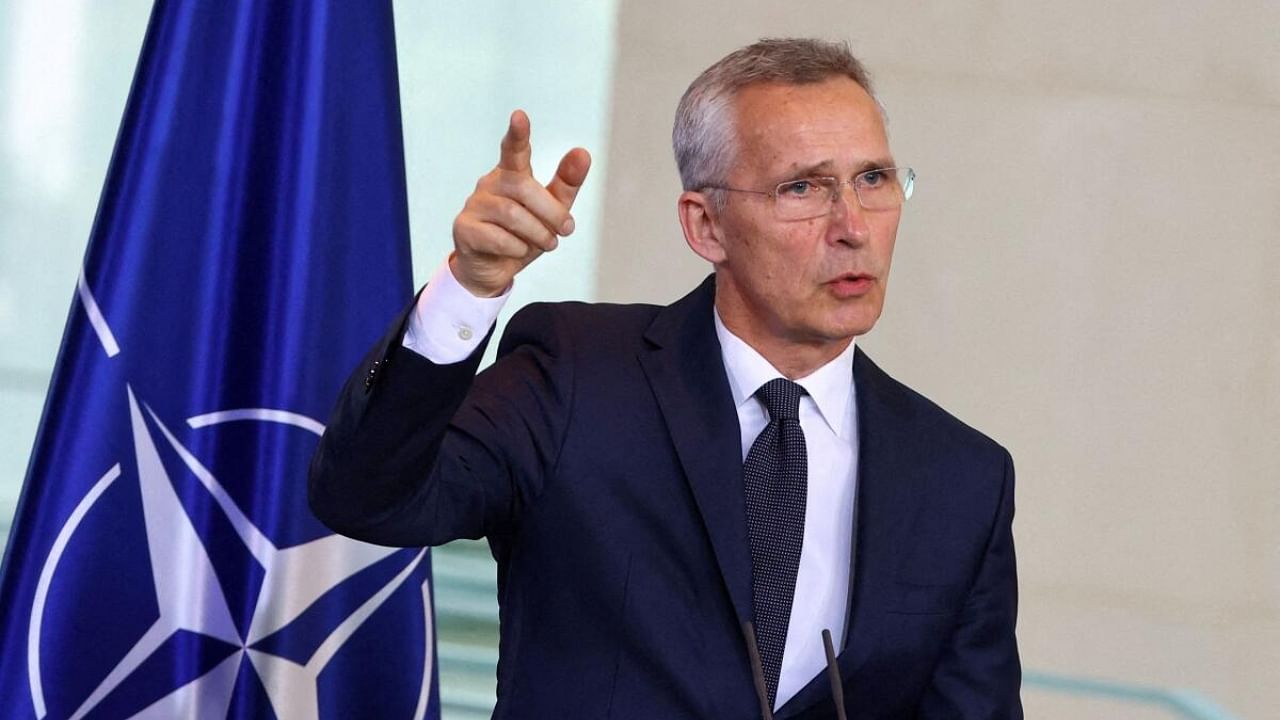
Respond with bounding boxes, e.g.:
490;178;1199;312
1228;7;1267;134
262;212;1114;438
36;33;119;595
672;38;876;193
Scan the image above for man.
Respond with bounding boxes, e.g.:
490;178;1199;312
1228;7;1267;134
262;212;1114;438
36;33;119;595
310;38;1021;718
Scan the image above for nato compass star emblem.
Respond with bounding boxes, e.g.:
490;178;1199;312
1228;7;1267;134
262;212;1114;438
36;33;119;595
23;275;433;719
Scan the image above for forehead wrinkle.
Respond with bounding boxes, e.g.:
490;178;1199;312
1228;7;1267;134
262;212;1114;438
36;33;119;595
731;79;894;183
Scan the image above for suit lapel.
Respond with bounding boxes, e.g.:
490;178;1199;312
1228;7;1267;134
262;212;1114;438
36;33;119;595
636;276;754;630
844;347;917;654
777;347;922;719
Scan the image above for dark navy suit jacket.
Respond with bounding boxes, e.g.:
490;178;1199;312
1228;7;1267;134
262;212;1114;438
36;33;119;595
309;276;1021;719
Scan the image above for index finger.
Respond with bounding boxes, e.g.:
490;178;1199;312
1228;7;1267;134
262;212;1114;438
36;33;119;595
497;109;532;174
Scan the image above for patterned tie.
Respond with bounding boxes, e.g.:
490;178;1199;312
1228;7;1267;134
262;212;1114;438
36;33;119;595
743;378;808;706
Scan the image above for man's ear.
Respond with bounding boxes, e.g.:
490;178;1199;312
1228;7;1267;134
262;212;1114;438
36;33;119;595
678;190;727;264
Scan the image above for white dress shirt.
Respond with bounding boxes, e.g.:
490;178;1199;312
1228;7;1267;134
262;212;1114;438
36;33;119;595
712;312;858;709
403;260;860;710
401;260;511;363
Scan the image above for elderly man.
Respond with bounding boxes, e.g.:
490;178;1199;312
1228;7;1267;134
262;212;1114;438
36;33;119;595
310;38;1021;719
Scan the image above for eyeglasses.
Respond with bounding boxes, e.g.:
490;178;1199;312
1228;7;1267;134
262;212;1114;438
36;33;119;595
706;167;915;221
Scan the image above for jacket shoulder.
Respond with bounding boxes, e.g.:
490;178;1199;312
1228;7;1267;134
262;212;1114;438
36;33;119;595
497;299;665;357
856;349;1010;463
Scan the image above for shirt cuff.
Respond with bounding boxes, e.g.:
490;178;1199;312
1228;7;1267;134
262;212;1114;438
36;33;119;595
401;258;511;364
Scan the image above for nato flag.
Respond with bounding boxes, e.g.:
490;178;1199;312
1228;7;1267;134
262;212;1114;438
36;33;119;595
0;1;439;717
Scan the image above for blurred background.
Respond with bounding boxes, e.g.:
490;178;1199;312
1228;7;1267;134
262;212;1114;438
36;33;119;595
1;1;1275;717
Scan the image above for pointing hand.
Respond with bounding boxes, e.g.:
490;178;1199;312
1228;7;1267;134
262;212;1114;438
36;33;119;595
450;110;592;297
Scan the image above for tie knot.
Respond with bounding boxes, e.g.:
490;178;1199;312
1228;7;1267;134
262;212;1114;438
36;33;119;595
756;378;804;421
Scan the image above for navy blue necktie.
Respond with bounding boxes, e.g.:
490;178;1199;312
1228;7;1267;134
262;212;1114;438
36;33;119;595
743;378;808;706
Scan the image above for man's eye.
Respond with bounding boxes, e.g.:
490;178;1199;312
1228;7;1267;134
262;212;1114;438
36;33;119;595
860;170;885;187
778;180;817;197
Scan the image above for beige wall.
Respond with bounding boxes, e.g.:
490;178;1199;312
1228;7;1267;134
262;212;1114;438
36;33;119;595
598;2;1279;717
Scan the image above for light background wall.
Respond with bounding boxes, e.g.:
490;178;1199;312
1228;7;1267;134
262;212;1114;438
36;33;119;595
1;1;1275;718
599;2;1278;718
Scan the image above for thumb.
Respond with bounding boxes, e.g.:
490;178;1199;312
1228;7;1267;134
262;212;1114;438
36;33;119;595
547;147;592;209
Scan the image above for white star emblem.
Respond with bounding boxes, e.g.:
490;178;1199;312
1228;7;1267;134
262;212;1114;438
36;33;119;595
27;385;432;719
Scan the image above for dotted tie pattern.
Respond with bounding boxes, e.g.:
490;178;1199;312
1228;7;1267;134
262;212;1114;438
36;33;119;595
743;378;808;707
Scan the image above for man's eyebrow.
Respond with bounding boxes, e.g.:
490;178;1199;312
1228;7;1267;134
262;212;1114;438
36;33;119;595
857;158;896;173
785;160;837;178
782;158;897;178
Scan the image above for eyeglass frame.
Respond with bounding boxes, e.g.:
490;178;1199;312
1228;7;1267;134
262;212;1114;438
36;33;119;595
703;166;915;220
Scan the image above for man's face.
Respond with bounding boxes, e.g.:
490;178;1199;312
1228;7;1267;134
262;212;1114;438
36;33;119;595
707;77;900;358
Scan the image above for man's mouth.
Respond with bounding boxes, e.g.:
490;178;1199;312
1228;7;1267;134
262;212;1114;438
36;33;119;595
827;273;875;297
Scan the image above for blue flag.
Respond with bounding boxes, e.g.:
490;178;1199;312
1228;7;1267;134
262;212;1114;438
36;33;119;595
0;2;439;718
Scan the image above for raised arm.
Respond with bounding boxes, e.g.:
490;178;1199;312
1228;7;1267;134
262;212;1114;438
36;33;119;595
308;111;590;545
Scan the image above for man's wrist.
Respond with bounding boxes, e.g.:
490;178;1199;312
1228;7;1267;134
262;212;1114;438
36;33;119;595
402;256;512;364
448;252;511;299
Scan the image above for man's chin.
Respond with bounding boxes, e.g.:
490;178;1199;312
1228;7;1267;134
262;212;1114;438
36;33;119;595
823;303;883;341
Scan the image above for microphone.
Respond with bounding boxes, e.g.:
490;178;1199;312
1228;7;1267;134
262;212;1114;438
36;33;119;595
822;629;848;720
741;622;774;720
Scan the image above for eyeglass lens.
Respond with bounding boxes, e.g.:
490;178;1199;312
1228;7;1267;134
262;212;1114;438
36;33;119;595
773;168;913;220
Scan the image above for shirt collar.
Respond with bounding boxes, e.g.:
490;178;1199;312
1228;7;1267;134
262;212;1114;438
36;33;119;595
713;309;856;440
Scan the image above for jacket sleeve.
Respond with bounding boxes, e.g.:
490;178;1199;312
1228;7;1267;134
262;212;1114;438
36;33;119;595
307;297;573;547
916;448;1023;719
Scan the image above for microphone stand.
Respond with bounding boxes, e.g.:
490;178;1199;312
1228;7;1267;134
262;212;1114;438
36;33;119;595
741;622;774;720
822;629;848;720
740;624;848;720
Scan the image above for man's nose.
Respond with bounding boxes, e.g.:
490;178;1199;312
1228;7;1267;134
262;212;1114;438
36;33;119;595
830;182;870;244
